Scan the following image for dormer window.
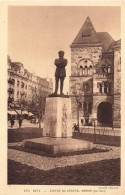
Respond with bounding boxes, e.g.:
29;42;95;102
82;29;91;37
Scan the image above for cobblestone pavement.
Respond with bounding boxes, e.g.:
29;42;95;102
8;143;120;171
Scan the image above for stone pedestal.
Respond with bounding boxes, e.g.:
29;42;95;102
43;97;72;138
23;137;93;155
23;96;93;154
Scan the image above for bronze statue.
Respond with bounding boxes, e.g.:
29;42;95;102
54;51;68;95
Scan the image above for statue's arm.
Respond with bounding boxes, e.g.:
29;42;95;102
54;59;60;67
54;59;68;67
64;59;68;66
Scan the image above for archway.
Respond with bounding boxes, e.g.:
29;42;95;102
97;102;112;126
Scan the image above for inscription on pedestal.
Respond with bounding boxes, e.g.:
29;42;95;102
43;97;72;138
62;104;67;137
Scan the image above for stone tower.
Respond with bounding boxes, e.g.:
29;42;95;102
69;16;120;128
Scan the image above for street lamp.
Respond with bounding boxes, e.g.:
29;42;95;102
77;101;82;132
92;118;97;142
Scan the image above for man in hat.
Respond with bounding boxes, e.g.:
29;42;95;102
54;50;68;95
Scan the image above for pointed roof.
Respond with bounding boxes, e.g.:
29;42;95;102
71;16;100;46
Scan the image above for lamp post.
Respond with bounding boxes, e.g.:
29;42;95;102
77;101;82;132
92;118;97;142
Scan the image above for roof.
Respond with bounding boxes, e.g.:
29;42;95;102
114;39;121;47
97;32;115;52
108;39;121;51
71;16;100;46
71;16;117;52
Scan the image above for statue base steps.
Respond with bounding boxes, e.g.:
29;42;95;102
23;137;93;155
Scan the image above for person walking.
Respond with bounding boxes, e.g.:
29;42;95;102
18;116;22;128
10;117;15;128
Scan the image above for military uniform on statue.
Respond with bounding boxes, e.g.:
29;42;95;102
49;50;68;97
54;50;67;95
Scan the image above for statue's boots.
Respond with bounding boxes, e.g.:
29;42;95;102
54;79;59;94
60;78;64;95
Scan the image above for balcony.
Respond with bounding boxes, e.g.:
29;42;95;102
8;88;14;94
93;73;113;79
8;78;15;85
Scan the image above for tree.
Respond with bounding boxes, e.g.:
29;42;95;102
71;84;84;130
30;87;47;128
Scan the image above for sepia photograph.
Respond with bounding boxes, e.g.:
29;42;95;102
0;2;124;194
7;5;121;187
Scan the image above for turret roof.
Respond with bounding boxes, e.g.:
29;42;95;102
72;16;100;45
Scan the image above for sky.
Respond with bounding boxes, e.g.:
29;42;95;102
8;6;121;93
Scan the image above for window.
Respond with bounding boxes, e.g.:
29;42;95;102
17;91;19;99
89;65;92;75
104;82;107;93
83;102;87;111
21;82;24;88
102;65;107;73
107;82;111;93
84;66;88;75
107;65;111;73
97;82;102;93
99;83;102;93
17;80;19;87
80;66;83;76
81;119;83;124
82;29;91;37
83;82;89;91
83;68;85;75
102;81;111;94
85;119;89;125
11;79;15;85
79;59;93;76
109;83;111;93
88;102;92;114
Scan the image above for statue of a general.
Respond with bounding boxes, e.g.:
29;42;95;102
54;50;68;95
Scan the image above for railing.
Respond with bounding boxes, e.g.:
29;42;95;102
79;124;120;137
93;73;113;79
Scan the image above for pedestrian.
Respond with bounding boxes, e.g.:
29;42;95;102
73;123;80;133
73;123;77;132
18;116;22;128
10;117;15;128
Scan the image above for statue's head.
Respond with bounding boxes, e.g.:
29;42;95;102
58;50;64;58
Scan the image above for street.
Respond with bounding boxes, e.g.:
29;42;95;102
8;119;43;129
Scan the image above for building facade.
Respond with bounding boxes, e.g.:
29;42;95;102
69;17;121;128
8;56;53;107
